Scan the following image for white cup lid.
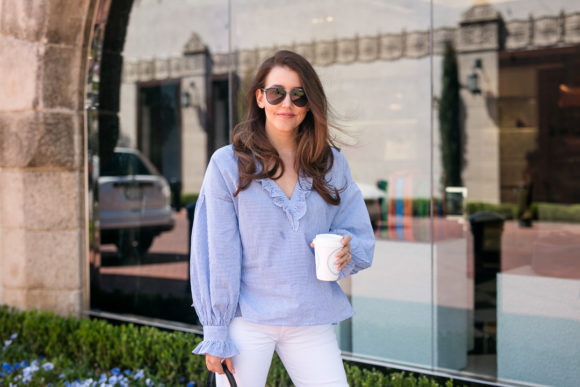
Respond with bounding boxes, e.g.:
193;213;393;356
313;233;342;246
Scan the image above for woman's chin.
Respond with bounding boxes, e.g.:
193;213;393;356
268;123;300;135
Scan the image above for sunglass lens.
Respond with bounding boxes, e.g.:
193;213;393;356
291;88;308;107
265;87;286;105
264;87;308;107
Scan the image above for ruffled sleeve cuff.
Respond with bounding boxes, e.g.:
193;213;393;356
192;339;239;358
192;325;239;358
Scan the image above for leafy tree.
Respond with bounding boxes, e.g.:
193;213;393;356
438;41;462;187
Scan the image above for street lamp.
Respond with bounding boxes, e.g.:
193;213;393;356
181;81;200;108
466;58;482;95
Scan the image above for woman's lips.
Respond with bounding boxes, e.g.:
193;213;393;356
277;113;294;118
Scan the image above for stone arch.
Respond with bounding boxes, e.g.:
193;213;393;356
0;0;100;316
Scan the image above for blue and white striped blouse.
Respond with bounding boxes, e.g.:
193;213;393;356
190;145;375;358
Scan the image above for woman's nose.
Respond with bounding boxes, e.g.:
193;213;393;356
281;93;292;107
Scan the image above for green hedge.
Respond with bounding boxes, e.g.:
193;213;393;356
537;202;580;223
465;202;517;220
412;198;443;217
465;201;580;223
0;306;453;386
180;193;199;208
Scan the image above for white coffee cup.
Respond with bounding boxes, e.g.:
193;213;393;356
312;233;343;281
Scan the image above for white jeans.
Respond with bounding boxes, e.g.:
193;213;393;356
216;317;348;387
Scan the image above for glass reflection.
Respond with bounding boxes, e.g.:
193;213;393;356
89;0;230;325
87;0;580;385
231;0;436;369
99;148;174;259
434;0;580;385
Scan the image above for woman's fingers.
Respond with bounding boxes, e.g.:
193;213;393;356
336;254;351;270
206;354;235;375
341;235;352;246
205;354;225;374
312;235;352;270
224;357;235;374
336;235;352;270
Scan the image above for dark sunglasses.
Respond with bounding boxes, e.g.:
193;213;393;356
261;86;308;107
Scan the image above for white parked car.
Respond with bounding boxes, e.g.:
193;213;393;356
98;147;175;257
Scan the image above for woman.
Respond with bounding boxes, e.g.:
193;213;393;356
190;50;375;386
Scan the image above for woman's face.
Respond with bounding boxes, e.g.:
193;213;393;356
256;65;309;138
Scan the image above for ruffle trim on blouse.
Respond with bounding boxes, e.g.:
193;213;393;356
258;175;312;231
192;339;239;358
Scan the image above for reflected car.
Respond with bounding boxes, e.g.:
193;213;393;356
98;147;175;257
356;181;385;230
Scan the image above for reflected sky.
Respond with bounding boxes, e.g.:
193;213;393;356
124;0;580;60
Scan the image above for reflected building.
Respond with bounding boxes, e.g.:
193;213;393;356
119;2;580;204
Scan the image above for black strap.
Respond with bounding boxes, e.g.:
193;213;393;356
207;365;237;387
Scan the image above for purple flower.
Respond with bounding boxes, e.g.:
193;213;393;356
133;369;145;380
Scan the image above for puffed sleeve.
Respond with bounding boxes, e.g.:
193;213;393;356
190;155;242;358
329;152;375;279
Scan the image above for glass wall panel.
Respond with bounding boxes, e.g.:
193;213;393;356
433;1;580;385
87;0;580;385
231;0;436;369
89;0;230;326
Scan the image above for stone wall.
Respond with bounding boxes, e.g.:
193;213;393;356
0;0;96;316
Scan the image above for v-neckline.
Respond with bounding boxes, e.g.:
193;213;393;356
274;177;299;201
257;174;313;231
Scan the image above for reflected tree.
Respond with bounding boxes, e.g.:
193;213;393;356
439;41;462;187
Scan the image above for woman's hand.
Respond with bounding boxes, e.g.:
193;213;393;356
205;354;235;375
334;235;352;271
311;235;352;271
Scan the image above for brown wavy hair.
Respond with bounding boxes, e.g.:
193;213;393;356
232;50;341;205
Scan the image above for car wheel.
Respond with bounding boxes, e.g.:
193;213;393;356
136;230;154;256
116;229;154;262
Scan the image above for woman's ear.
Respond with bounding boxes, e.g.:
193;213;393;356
256;89;265;109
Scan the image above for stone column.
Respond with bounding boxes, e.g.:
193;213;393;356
456;3;503;203
0;0;96;316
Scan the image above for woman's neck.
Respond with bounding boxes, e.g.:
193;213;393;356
265;128;298;177
266;128;297;156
